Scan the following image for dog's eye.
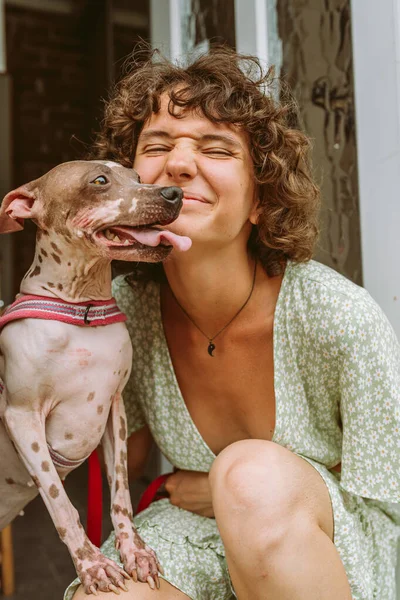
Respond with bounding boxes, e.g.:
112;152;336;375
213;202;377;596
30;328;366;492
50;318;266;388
91;175;108;185
137;175;141;183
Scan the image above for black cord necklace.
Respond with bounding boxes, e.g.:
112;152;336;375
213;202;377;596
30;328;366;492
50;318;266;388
169;261;257;357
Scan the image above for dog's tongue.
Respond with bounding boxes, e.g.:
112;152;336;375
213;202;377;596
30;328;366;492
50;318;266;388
134;228;191;251
119;227;191;251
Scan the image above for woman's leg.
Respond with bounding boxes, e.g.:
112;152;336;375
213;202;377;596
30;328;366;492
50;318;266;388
72;578;190;599
210;439;352;600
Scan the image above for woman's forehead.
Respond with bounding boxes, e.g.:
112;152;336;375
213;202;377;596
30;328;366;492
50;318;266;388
141;94;249;146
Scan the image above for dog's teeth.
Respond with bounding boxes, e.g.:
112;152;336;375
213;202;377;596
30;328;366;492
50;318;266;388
104;229;126;243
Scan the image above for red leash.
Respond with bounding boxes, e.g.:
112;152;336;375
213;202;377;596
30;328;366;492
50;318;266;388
87;451;103;547
86;450;170;546
136;473;170;514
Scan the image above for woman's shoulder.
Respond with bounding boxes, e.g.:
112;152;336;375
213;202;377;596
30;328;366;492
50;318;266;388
285;259;373;310
283;260;398;347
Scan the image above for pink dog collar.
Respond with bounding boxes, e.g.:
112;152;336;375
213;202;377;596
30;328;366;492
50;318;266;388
0;294;127;331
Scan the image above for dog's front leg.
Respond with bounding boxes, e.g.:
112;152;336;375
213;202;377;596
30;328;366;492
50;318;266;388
3;405;130;595
101;392;162;590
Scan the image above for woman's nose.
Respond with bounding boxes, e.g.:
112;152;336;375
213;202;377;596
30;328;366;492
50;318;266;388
165;147;197;182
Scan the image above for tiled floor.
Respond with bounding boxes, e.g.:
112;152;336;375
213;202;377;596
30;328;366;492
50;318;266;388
3;461;149;600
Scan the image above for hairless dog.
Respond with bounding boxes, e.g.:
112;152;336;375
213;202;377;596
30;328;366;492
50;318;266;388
0;160;191;594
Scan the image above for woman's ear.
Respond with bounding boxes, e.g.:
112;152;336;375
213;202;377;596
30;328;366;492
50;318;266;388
0;187;36;233
249;198;261;226
249;211;258;225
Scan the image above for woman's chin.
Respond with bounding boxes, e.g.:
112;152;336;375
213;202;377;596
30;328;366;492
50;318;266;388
161;214;224;250
161;220;194;240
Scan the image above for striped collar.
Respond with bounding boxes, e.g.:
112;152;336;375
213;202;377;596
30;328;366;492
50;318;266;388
0;294;126;330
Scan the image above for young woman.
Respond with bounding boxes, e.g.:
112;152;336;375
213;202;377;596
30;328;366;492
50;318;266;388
66;47;400;600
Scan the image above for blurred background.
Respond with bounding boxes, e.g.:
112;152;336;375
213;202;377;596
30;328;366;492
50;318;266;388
0;0;399;598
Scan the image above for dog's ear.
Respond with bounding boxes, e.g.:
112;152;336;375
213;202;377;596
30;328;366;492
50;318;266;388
0;186;37;233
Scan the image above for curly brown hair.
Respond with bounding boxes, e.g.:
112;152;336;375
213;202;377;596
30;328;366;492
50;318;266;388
92;45;320;280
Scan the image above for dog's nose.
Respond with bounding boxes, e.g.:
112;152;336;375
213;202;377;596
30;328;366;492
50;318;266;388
160;186;183;204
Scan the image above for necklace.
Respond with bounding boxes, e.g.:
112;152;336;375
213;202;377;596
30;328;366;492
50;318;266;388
169;261;257;357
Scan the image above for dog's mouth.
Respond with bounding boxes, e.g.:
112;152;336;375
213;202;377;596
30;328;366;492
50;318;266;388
94;223;191;252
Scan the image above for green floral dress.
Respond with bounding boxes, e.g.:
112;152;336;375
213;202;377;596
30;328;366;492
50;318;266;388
65;260;400;600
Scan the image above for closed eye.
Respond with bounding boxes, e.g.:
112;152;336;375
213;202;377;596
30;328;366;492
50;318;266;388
91;175;109;185
142;146;170;154
203;149;232;157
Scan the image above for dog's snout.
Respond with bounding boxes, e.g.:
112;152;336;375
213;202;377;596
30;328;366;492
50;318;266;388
160;187;183;204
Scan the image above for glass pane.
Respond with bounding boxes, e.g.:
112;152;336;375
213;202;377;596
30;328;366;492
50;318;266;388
181;0;236;57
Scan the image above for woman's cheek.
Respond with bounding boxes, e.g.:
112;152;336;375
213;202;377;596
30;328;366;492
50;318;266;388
133;158;158;182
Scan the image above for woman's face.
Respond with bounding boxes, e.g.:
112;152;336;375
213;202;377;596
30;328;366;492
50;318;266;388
133;94;259;251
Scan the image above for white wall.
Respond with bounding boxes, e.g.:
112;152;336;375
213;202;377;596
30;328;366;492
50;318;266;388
351;0;400;341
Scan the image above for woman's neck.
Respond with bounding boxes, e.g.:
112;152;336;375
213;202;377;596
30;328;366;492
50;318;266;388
162;248;273;337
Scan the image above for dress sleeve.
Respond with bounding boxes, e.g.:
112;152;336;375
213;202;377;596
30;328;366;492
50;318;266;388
338;291;400;503
112;276;147;435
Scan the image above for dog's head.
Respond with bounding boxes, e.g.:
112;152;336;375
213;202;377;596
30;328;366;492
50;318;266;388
0;160;191;261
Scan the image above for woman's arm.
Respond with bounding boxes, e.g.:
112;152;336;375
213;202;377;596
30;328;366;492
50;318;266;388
126;425;154;481
165;470;214;518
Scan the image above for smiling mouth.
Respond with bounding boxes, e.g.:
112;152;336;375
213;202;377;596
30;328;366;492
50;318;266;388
183;195;208;203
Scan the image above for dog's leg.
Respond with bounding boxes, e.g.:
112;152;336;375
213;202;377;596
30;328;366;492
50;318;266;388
101;392;161;590
3;404;130;595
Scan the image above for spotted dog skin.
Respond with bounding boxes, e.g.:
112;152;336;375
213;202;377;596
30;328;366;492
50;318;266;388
0;161;188;594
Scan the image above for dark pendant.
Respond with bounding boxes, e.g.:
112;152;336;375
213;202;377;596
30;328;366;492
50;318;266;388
208;342;216;357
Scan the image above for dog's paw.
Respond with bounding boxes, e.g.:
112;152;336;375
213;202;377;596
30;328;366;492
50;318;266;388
77;552;130;595
117;536;162;590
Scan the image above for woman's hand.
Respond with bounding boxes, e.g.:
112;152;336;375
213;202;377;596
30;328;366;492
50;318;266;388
164;470;214;518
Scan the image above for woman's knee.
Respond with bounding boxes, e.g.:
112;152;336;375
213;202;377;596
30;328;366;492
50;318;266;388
71;585;89;599
210;440;330;536
210;440;299;513
72;583;133;600
72;578;190;599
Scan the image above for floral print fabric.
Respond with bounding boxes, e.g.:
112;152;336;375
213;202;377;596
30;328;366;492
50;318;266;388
65;260;400;600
